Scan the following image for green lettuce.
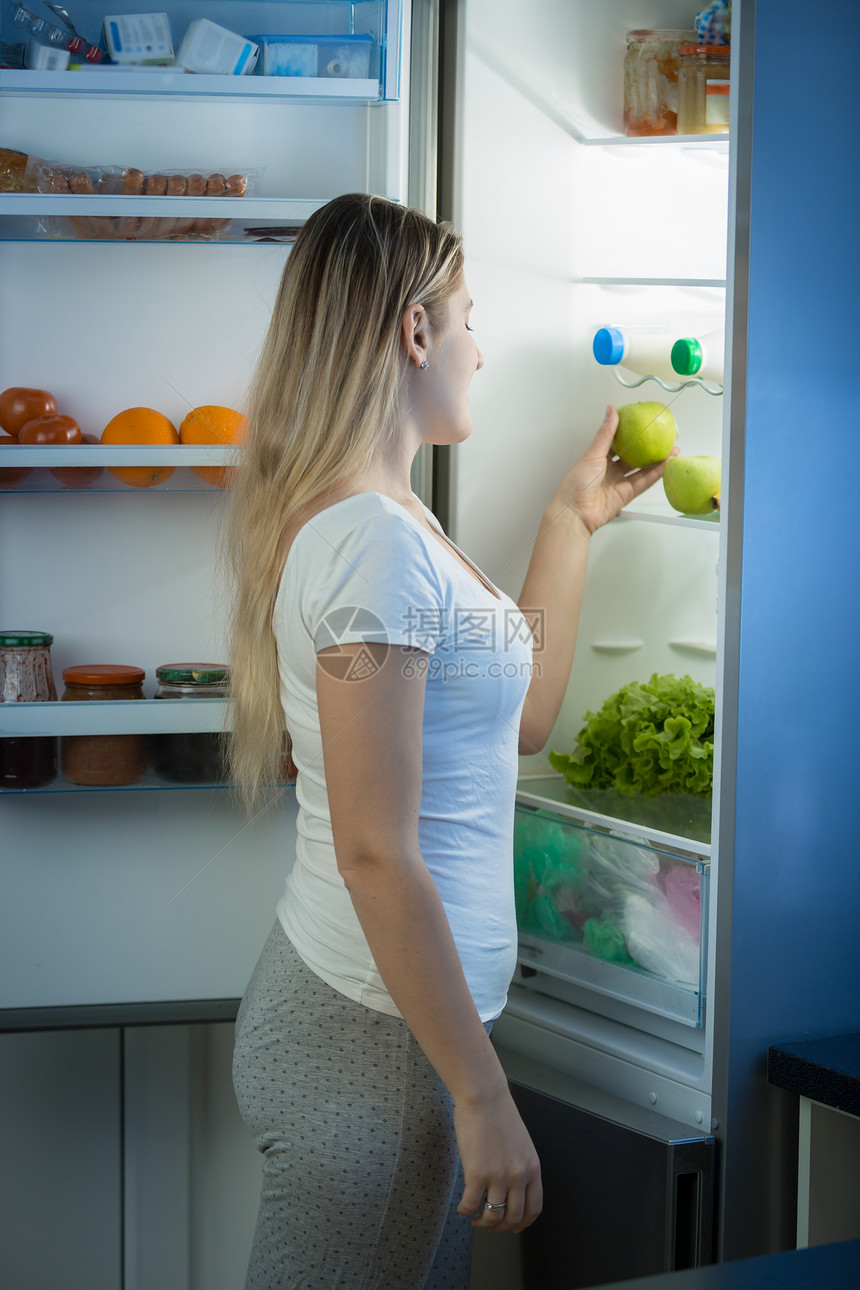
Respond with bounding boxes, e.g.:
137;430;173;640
549;673;714;799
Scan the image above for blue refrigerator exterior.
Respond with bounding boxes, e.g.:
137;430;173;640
712;0;860;1259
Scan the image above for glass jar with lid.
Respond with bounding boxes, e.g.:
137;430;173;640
60;664;147;786
0;630;58;789
623;29;697;136
150;663;228;784
677;45;731;135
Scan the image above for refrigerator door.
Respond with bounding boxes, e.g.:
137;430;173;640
438;0;725;1128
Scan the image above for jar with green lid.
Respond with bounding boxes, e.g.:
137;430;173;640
60;664;147;786
0;630;57;789
150;663;228;784
677;45;731;135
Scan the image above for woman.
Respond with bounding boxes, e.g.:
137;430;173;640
228;193;671;1289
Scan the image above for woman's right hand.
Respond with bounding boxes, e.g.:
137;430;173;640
454;1084;543;1233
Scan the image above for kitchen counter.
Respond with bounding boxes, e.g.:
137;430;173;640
767;1033;860;1248
589;1238;860;1288
767;1033;860;1115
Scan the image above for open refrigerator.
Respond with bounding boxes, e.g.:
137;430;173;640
2;2;859;1288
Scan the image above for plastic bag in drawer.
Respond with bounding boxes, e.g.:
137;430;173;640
26;156;263;241
514;812;586;943
514;809;704;985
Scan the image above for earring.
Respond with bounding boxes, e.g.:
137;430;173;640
420;360;429;370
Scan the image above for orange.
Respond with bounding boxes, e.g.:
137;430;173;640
179;404;247;488
101;406;179;488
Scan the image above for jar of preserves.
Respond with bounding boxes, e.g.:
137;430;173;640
623;29;696;136
150;663;228;784
677;45;731;135
60;664;146;786
0;630;58;789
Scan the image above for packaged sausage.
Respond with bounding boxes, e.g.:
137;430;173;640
26;155;263;241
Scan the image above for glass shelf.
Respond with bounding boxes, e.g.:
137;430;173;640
0;68;380;101
614;506;720;532
582;133;728;149
0;446;243;492
516;774;712;857
0;699;229;737
0;768;296;795
0;194;324;243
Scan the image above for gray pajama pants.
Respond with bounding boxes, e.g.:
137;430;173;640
233;921;481;1289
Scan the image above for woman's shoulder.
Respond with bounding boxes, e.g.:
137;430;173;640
288;491;436;558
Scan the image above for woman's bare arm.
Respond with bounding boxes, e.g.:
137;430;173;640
316;641;542;1233
517;406;672;753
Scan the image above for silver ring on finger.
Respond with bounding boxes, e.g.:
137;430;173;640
484;1200;506;1213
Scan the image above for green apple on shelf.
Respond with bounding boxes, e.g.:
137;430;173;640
663;454;721;516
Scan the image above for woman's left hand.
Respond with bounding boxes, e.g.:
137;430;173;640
549;405;676;537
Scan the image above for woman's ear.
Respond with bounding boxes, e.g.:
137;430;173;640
400;302;430;370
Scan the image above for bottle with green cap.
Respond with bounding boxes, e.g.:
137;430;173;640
671;328;725;384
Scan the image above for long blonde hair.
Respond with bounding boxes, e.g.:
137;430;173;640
225;193;464;810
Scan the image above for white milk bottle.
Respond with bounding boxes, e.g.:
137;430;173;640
671;328;725;383
592;325;680;382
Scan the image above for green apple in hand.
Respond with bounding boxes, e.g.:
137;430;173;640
663;455;721;515
611;402;678;468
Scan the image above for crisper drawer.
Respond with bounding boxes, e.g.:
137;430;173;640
514;804;709;1028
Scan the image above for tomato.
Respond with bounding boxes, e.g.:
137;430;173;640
0;387;58;437
18;413;82;446
49;432;105;489
0;435;31;487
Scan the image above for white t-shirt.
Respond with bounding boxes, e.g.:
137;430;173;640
272;491;533;1022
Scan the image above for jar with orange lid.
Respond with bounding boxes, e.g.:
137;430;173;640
623;29;696;136
60;664;147;786
677;45;731;135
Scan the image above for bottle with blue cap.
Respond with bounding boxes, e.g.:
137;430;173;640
592;325;680;382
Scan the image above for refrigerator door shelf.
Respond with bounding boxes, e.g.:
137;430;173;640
514;801;709;1029
0;68;380;101
610;366;724;396
0;0;402;101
